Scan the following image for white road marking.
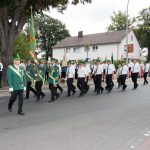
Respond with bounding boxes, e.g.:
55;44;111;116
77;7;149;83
130;145;136;149
0;100;7;103
144;133;150;136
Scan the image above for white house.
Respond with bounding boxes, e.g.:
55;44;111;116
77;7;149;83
52;30;141;61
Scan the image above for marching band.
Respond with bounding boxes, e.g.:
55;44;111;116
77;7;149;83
6;54;150;115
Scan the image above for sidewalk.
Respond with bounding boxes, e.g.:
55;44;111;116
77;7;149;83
0;77;148;97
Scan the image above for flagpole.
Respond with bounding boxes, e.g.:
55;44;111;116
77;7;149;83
30;5;33;17
29;5;37;60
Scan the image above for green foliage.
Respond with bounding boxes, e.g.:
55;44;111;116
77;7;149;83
14;32;30;59
107;11;135;31
113;60;122;70
134;7;150;61
25;13;70;59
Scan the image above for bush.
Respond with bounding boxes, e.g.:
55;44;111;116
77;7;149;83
113;60;122;70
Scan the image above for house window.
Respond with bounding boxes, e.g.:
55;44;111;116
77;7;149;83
74;47;81;53
66;48;70;53
124;44;134;53
92;45;98;52
131;36;133;41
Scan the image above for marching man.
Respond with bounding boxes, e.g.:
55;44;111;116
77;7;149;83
77;61;87;97
66;61;76;96
131;59;140;89
7;54;26;115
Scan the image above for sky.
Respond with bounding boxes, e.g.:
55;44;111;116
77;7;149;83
44;0;150;36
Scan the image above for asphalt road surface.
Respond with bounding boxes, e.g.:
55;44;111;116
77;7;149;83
0;79;150;150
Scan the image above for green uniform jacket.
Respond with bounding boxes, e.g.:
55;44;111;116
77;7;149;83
7;65;26;90
36;64;46;82
48;64;59;84
26;64;37;82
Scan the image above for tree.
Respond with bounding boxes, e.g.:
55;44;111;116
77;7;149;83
28;13;70;59
107;10;135;31
0;0;91;85
14;32;30;59
134;7;150;61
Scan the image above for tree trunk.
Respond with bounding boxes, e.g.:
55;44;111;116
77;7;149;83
0;6;26;87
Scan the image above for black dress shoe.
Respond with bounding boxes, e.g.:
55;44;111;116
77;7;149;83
34;94;37;98
41;95;45;99
8;107;12;112
18;112;25;115
55;94;60;100
66;94;71;97
48;99;54;102
60;90;63;94
72;90;76;95
36;98;40;102
95;92;100;95
101;88;104;94
78;93;83;97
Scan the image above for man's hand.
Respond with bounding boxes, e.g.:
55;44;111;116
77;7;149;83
9;88;13;92
24;87;26;91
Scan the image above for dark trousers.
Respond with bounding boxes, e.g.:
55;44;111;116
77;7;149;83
106;74;112;91
35;81;45;99
143;72;148;84
117;76;122;87
102;69;106;81
77;77;85;95
56;84;63;93
95;74;103;93
8;90;24;113
131;73;138;88
26;81;38;99
67;78;76;95
0;71;2;88
92;75;97;92
49;83;59;100
120;74;127;89
84;76;89;93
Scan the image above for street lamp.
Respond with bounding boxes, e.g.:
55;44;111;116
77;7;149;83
126;0;130;65
85;44;90;62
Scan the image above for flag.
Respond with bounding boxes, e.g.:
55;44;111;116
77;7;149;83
111;52;113;64
29;7;36;58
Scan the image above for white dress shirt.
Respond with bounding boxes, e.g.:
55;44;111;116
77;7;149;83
131;63;140;73
77;66;87;78
0;62;3;71
128;62;134;68
67;65;75;78
85;65;91;76
120;65;128;75
106;64;115;75
94;64;103;75
92;65;97;75
142;63;150;73
103;63;107;70
57;64;62;75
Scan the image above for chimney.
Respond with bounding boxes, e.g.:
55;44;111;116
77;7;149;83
78;31;83;38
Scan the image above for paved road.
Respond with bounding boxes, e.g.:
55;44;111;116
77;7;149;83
0;79;150;150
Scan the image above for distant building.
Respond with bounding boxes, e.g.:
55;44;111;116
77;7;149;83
52;30;141;61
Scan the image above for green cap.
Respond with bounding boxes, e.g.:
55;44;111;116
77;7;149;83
13;53;20;60
67;60;72;64
78;60;84;64
51;58;58;63
96;59;101;63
